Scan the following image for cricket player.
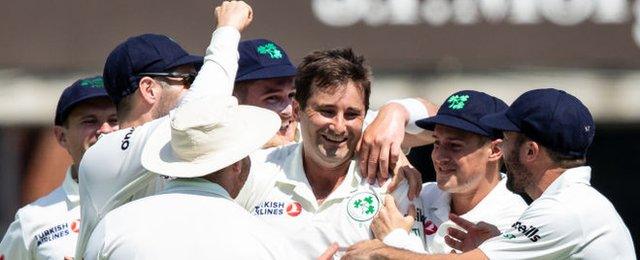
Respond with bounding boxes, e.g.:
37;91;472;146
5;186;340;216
85;95;301;259
74;2;254;258
233;38;298;148
0;76;117;259
368;90;528;254
235;48;437;259
342;88;636;260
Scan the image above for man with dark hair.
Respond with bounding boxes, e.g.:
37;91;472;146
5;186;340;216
342;88;635;260
75;2;254;258
0;76;117;259
236;47;436;258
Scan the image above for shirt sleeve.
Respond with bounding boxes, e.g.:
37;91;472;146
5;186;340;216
0;216;30;260
179;26;241;106
479;200;582;260
382;229;427;253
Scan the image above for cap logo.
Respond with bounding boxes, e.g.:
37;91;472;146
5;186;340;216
79;78;104;88
447;94;469;110
257;43;283;59
584;125;591;132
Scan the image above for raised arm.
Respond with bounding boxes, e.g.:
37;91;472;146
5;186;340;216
180;1;253;105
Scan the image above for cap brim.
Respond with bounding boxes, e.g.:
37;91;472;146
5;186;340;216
235;64;296;82
141;105;280;178
55;93;111;125
416;114;490;137
167;55;204;71
480;111;520;132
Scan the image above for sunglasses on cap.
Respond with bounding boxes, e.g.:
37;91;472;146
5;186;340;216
138;71;198;86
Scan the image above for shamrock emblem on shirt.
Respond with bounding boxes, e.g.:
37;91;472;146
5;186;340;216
347;192;380;222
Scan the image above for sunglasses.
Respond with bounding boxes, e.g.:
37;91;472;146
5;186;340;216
138;71;198;86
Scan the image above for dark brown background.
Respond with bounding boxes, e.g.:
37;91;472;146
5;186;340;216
2;0;639;71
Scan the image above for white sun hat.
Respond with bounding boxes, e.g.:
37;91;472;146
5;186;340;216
141;95;280;178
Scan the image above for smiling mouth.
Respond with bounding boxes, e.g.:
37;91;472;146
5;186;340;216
437;166;456;174
321;133;347;144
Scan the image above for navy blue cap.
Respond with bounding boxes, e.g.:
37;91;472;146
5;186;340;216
235;39;296;82
103;34;203;104
55;76;111;125
416;90;508;139
481;88;595;158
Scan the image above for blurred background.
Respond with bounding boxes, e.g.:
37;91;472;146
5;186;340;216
0;0;637;253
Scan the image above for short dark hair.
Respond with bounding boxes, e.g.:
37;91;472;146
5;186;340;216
294;48;372;111
232;80;254;104
515;134;586;168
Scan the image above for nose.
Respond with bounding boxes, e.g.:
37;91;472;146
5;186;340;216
431;147;450;166
96;122;117;136
279;102;293;119
328;114;347;135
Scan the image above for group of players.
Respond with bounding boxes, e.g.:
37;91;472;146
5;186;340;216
0;1;635;259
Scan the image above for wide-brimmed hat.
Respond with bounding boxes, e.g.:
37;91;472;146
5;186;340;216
141;96;280;178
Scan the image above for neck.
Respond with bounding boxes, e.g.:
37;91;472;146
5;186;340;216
450;169;500;215
526;166;566;200
302;148;351;203
119;112;154;129
70;164;79;183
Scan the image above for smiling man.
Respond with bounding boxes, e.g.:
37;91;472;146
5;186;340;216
233;39;298;148
235;48;435;259
365;90;527;254
0;76;118;260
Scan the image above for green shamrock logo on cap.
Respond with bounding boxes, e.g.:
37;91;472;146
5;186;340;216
447;94;469;110
257;43;283;59
79;78;104;88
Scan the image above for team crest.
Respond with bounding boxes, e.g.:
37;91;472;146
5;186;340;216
346;191;380;222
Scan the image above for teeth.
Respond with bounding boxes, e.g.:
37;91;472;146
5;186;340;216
323;134;346;142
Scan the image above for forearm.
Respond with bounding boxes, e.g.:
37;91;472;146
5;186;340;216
180;26;241;106
371;247;486;260
383;98;437;148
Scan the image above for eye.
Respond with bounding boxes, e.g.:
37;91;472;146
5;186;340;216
264;95;281;104
345;111;361;120
82;118;98;125
108;117;119;126
318;108;335;117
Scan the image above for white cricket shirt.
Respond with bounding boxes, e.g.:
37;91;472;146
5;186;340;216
383;174;528;254
479;166;636;259
85;178;300;260
236;143;423;259
75;26;241;258
0;168;81;260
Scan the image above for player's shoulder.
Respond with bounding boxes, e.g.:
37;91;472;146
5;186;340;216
419;182;445;204
18;186;67;217
250;143;299;168
12;186;68;236
86;116;167;155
